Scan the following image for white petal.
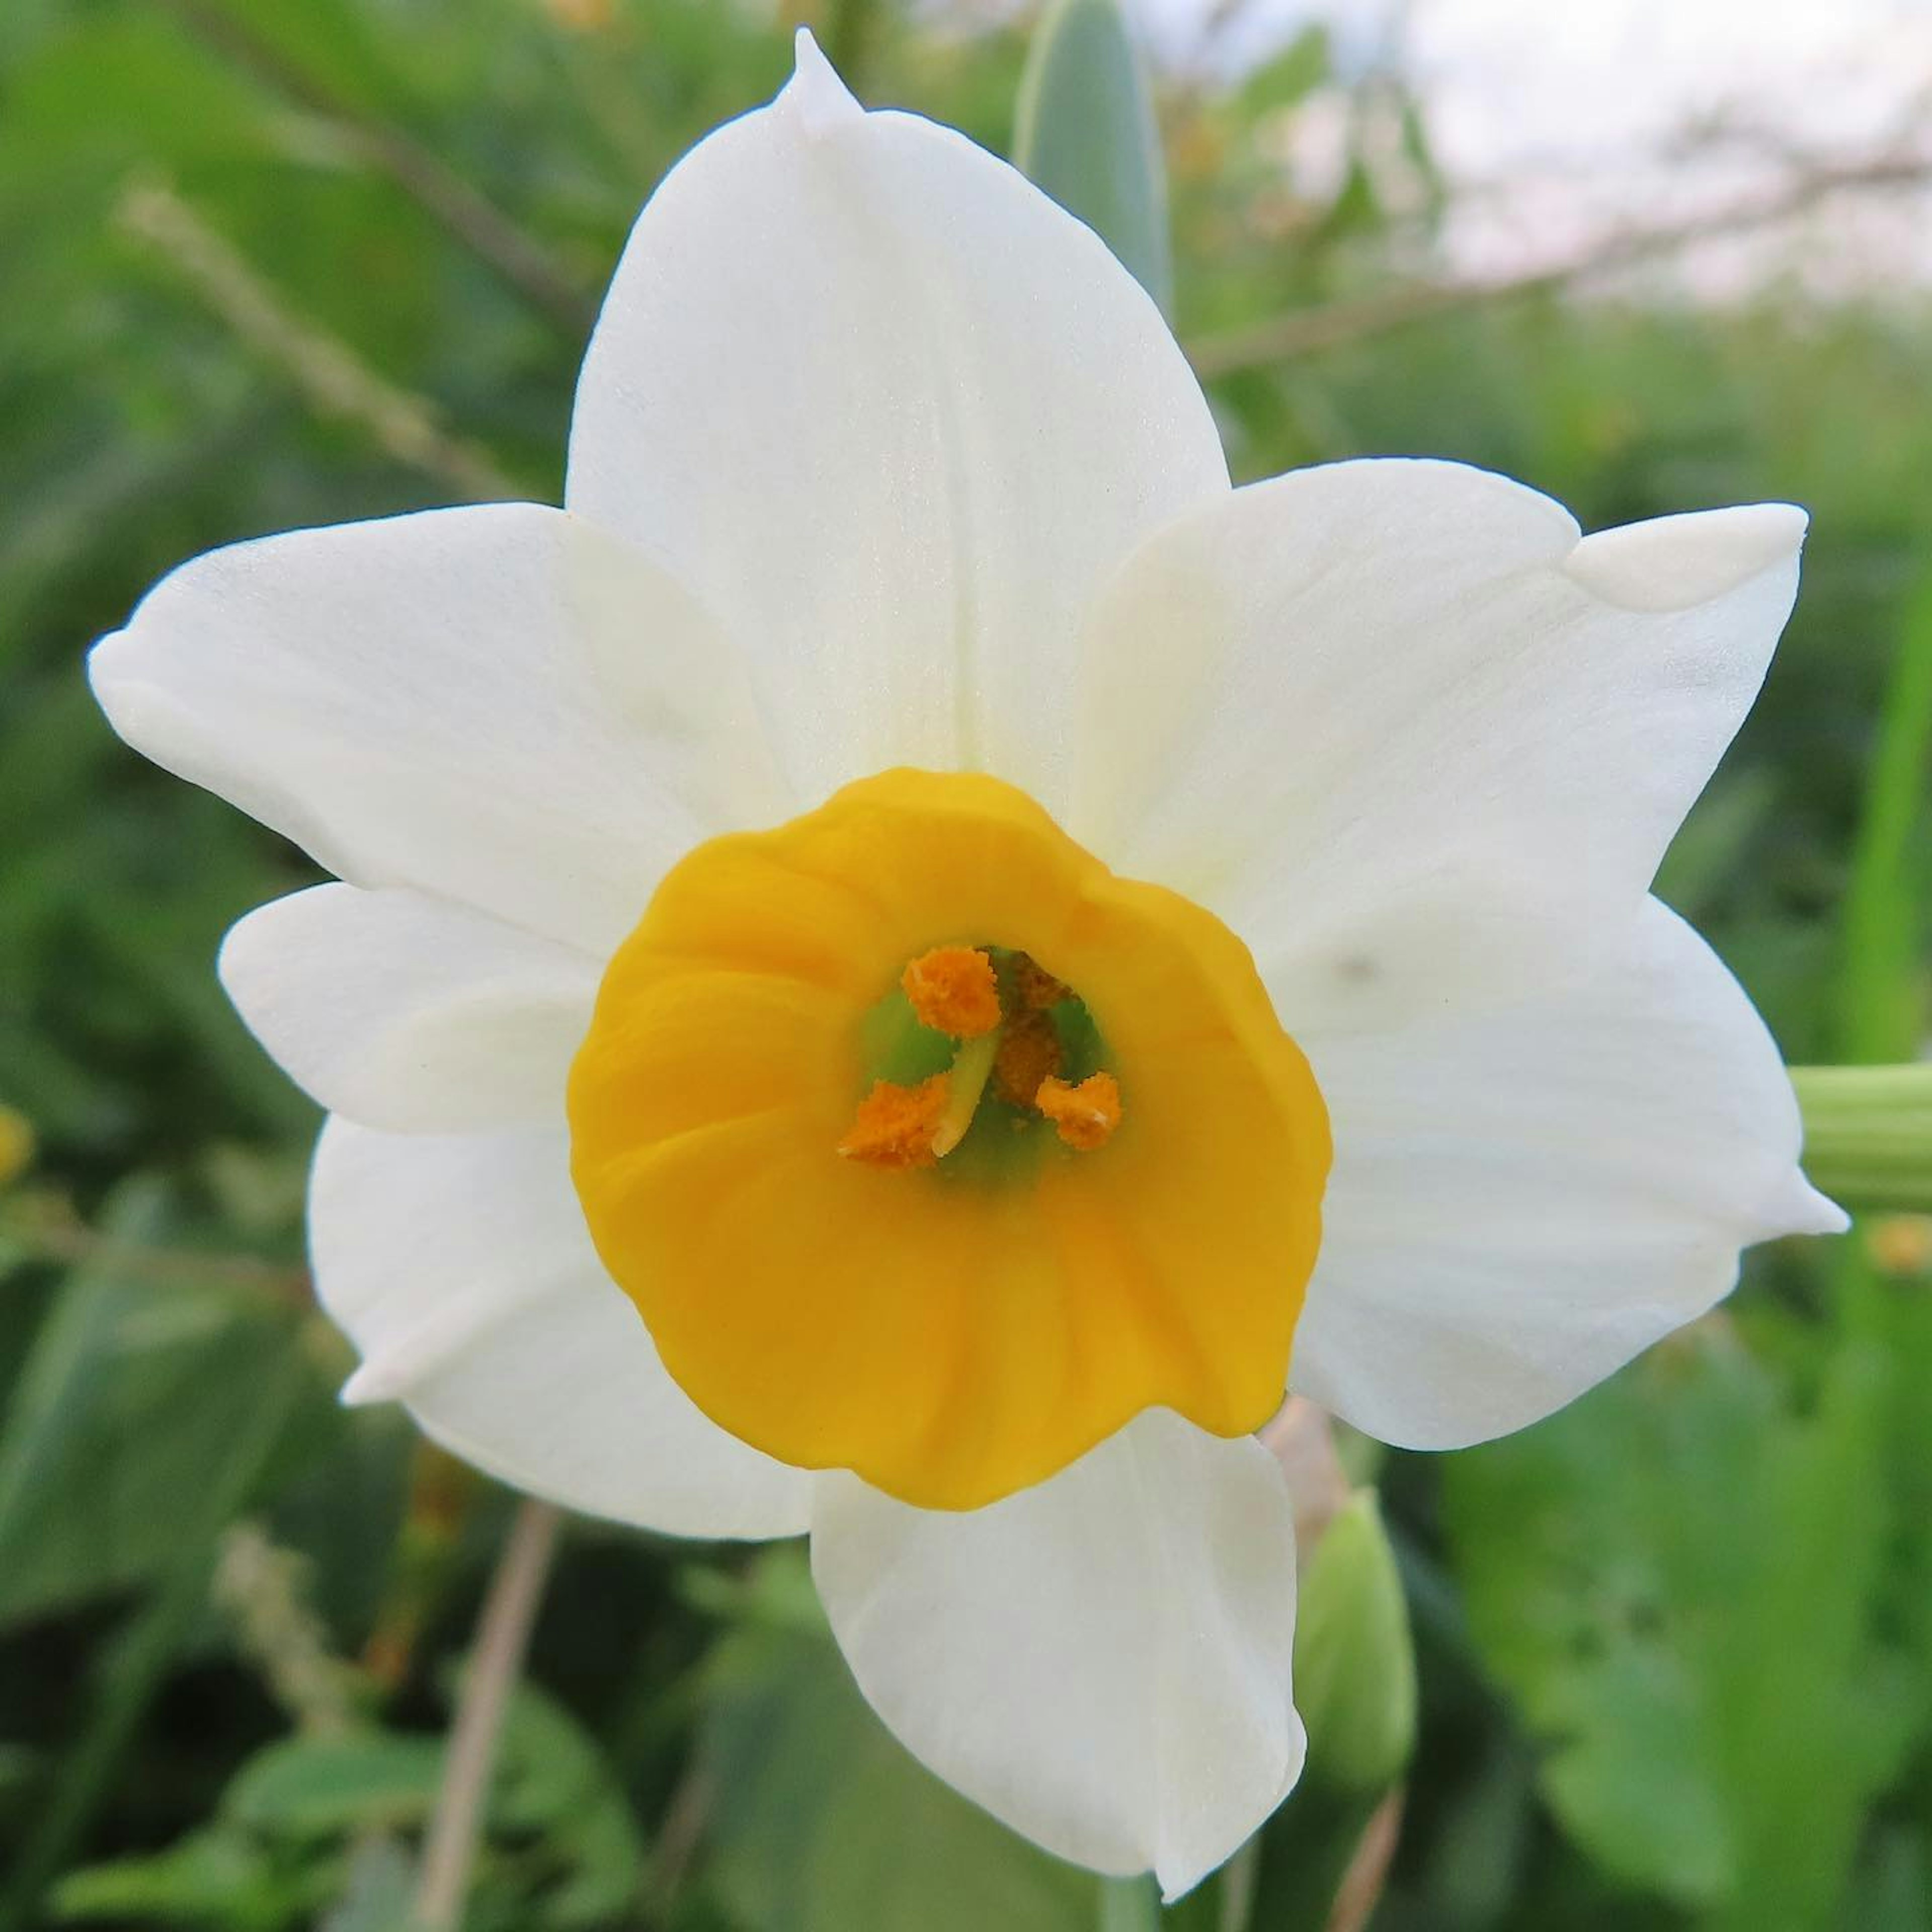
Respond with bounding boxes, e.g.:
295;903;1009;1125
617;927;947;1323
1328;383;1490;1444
1069;460;1804;1032
220;885;596;1133
811;1410;1303;1899
91;504;792;956
311;1118;812;1539
1291;898;1847;1451
567;31;1228;810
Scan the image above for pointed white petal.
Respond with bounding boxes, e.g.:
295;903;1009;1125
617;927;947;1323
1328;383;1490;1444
567;37;1227;811
1291;898;1846;1451
92;505;792;955
220;885;596;1133
811;1411;1302;1899
1562;502;1807;611
784;27;864;136
1070;462;1804;1032
311;1118;813;1538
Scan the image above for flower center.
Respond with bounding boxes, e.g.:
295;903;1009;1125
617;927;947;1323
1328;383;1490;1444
567;769;1331;1511
837;945;1122;1170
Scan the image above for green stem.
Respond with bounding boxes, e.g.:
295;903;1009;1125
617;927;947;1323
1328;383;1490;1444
1793;1065;1932;1212
1098;1874;1162;1932
412;1499;563;1931
1217;1840;1259;1932
1837;569;1932;1065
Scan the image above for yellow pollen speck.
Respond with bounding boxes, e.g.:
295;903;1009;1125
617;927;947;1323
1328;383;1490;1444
1036;1071;1122;1151
0;1104;32;1189
544;0;614;29
902;946;1001;1039
995;1010;1064;1108
1868;1213;1932;1277
838;1074;951;1168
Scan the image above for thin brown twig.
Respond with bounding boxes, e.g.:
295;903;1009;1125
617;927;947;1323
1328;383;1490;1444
116;178;520;502
648;1761;716;1913
1187;153;1932;378
158;0;597;335
1324;1789;1405;1932
4;1203;311;1305
414;1499;563;1932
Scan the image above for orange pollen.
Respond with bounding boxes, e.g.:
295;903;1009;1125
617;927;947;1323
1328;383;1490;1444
994;1011;1064;1108
837;1074;951;1168
1012;952;1071;1010
901;947;1002;1039
1035;1072;1123;1152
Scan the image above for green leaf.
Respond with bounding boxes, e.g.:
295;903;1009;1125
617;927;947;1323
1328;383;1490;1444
0;1326;309;1931
50;1827;291;1930
1443;1329;1921;1929
225;1734;445;1840
1012;0;1171;312
1235;25;1330;117
0;1182;320;1629
1837;565;1932;1064
697;1551;1091;1932
494;1685;648;1927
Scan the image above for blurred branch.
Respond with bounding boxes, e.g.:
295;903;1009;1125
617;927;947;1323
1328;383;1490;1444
648;1760;716;1916
1218;1839;1259;1932
1187;152;1932;378
214;1523;363;1736
4;1189;310;1304
116;178;521;502
1323;1791;1403;1932
158;0;597;335
413;1499;562;1932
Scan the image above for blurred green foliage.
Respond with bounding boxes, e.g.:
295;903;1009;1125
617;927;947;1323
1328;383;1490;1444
3;0;1930;1928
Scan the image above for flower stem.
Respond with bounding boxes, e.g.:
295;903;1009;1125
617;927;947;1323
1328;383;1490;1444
1098;1875;1162;1931
1792;1064;1932;1212
412;1498;562;1931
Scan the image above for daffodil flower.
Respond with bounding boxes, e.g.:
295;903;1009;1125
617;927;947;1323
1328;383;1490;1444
89;33;1845;1899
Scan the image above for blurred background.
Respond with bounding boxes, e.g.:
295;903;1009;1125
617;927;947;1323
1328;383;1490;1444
4;0;1931;1926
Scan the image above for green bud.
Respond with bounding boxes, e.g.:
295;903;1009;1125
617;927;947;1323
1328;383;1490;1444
1012;0;1173;313
1791;1064;1932;1213
1292;1492;1416;1795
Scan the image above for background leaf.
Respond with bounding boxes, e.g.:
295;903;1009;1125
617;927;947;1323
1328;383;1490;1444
1443;1328;1921;1928
1012;0;1172;311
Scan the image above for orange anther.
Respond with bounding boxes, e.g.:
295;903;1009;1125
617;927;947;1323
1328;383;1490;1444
902;947;1001;1039
1035;1071;1122;1152
837;1074;951;1168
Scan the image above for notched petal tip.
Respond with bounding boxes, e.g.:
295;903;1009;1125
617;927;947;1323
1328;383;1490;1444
784;27;863;138
1563;502;1808;614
